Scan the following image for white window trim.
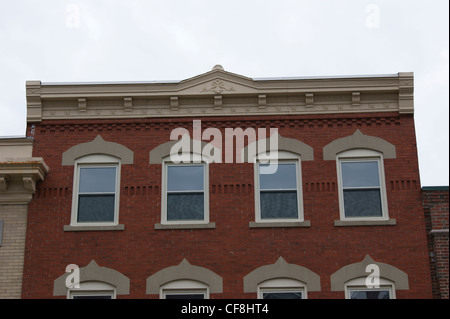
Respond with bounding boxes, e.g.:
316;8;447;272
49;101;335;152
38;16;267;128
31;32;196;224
161;154;210;225
71;154;121;227
160;279;209;299
254;151;304;223
344;277;396;299
68;281;116;299
336;149;389;222
257;278;307;299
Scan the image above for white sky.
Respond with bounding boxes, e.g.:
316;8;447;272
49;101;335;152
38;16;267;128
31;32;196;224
0;0;448;186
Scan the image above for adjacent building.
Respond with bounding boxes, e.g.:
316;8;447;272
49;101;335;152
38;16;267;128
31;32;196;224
4;66;440;298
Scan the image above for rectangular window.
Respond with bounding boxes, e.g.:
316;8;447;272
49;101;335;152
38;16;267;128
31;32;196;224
258;162;299;220
165;164;206;222
348;289;391;299
340;160;383;218
77;167;117;223
262;291;303;299
164;291;206;299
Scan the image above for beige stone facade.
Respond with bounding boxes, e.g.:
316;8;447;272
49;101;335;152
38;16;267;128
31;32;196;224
0;137;48;298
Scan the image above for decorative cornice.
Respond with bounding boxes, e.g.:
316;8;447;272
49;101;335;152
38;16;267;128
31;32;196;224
53;260;130;296
26;68;414;123
0;158;49;204
330;255;409;291
243;257;321;293
146;259;223;294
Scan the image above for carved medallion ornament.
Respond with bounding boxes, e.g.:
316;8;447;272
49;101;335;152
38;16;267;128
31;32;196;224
201;80;235;94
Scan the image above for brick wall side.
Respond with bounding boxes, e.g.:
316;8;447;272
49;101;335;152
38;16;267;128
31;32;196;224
423;189;449;299
22;113;433;298
0;204;28;299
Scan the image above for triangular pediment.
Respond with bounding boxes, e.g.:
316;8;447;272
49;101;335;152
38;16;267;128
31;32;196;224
174;65;259;95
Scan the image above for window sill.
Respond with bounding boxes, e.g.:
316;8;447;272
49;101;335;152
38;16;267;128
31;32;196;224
249;221;311;228
63;224;125;231
154;222;216;230
334;219;396;227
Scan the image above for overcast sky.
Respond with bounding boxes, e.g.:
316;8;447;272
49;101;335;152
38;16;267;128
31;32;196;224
0;0;448;186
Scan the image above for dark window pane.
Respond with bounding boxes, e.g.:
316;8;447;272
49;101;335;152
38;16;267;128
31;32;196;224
343;189;382;217
167;193;204;221
350;290;390;299
165;294;205;299
259;163;297;190
78;194;115;222
72;295;113;299
260;191;298;219
263;292;302;299
79;167;116;193
341;161;380;188
168;165;204;192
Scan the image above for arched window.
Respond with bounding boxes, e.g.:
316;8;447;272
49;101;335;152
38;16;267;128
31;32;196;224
146;259;223;299
336;149;389;221
243;257;321;299
71;154;121;227
258;278;307;299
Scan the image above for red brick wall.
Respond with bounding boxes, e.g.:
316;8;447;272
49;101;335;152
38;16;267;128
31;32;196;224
423;188;449;299
22;112;433;298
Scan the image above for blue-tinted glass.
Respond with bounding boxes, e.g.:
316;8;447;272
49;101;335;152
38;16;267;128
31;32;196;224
259;163;297;190
343;189;382;217
167;193;204;220
79;167;116;193
168;165;204;192
260;191;298;219
341;161;380;188
77;194;115;222
165;294;205;299
263;292;302;299
350;290;390;299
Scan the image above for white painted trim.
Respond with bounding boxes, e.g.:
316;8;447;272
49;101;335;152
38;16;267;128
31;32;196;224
336;149;389;222
257;278;307;299
160;279;209;299
70;154;121;227
161;155;209;226
344;277;395;299
254;152;304;224
68;281;116;299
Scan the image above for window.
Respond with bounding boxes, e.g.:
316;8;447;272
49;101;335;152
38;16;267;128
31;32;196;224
337;149;388;220
258;278;306;299
344;277;395;299
71;155;120;226
162;156;209;225
254;152;304;223
160;280;209;299
68;282;116;299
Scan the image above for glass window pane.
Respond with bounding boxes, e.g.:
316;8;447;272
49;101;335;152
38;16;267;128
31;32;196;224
259;163;297;190
72;295;113;299
167;193;204;221
350;290;390;299
262;292;303;299
168;165;204;192
78;194;115;222
343;189;382;217
165;294;205;299
79;167;116;193
260;191;298;219
341;161;380;188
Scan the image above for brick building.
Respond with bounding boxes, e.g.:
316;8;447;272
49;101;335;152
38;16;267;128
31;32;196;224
0;137;48;298
17;66;435;298
423;186;449;299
